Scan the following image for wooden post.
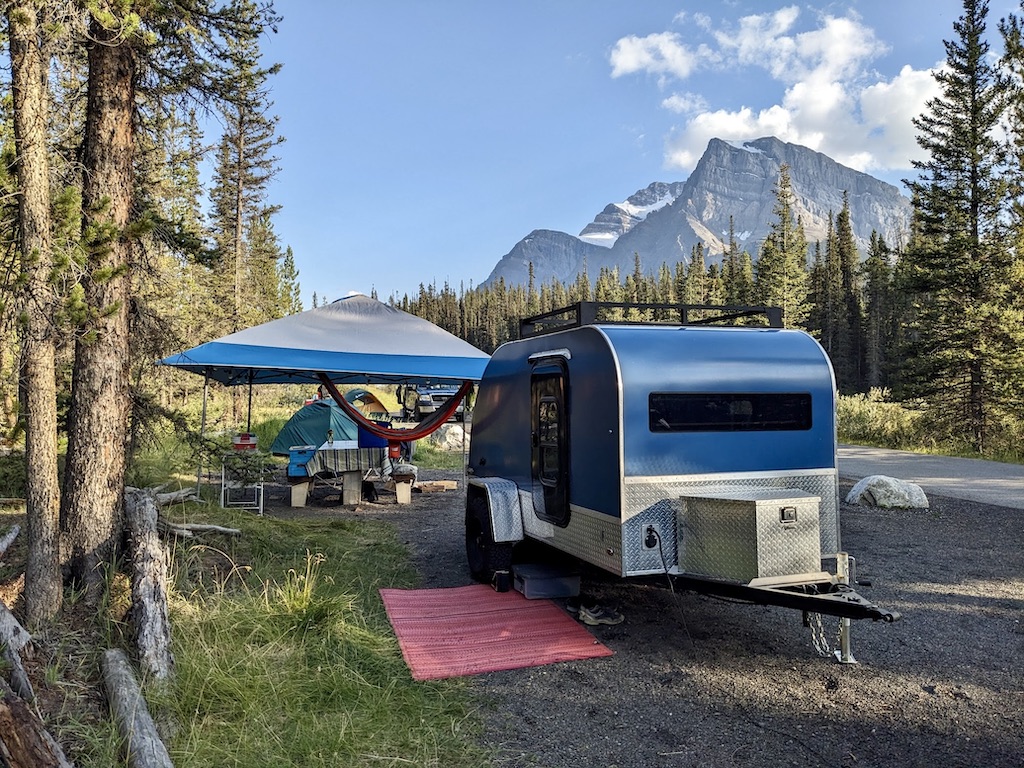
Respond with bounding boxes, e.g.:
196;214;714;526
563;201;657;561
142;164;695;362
125;488;175;681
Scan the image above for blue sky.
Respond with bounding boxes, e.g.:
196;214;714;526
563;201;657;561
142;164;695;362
254;1;1019;306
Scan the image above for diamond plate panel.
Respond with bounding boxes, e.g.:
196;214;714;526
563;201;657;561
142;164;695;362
469;477;523;543
678;490;822;581
522;498;624;576
624;470;839;557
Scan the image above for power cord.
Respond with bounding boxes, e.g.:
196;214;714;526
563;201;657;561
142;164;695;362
646;525;694;648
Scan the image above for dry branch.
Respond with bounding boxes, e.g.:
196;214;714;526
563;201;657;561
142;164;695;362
0;524;20;558
0;599;33;702
102;649;174;768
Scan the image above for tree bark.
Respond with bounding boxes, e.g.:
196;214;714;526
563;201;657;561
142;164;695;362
61;13;136;592
125;489;175;681
102;649;174;768
8;0;63;626
0;677;72;768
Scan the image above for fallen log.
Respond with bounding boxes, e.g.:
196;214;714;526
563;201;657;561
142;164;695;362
156;520;243;542
0;524;20;559
0;599;33;702
173;522;239;536
0;677;72;768
102;649;174;768
154;488;200;507
126;488;175;681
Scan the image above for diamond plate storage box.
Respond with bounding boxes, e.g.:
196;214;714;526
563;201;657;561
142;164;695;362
678;489;822;582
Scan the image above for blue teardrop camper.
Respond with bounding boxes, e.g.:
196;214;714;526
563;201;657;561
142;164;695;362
465;302;898;661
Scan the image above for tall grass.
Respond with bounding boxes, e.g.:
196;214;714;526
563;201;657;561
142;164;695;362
837;388;1024;463
836;389;929;449
158;509;488;768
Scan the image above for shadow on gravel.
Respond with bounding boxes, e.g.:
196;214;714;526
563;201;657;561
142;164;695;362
264;472;1024;768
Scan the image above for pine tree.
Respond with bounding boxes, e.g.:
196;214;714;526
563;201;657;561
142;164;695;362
207;0;285;333
902;0;1018;453
835;192;866;391
754;165;809;327
7;0;63;624
684;243;706;305
862;231;895;389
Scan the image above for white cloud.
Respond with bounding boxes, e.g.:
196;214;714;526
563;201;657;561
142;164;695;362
661;92;709;114
610;31;698;80
611;5;935;177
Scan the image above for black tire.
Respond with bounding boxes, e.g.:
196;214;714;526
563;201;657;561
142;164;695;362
466;495;513;583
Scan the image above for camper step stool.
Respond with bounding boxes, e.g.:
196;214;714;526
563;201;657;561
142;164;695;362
513;563;580;599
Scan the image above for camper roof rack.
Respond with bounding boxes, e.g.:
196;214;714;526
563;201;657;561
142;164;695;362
519;301;783;338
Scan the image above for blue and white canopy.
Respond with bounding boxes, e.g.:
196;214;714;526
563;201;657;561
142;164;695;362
160;294;490;386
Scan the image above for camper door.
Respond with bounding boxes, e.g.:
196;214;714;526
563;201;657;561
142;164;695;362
531;361;569;526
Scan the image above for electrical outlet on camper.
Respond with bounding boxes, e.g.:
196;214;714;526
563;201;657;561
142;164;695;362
643;524;661;550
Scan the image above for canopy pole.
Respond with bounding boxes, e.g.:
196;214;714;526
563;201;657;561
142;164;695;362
246;373;254;433
196;375;209;495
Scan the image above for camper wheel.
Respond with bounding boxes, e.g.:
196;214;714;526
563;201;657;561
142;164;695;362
466;495;513;584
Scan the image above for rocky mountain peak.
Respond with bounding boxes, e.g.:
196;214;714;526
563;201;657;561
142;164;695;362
484;136;912;288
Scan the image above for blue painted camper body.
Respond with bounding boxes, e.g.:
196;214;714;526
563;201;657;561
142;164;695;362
468;322;840;577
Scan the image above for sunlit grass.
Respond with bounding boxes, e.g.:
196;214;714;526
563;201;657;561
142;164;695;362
156;508;488;768
837;388;1024;464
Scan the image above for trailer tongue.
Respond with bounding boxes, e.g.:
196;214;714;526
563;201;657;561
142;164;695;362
465;302;900;662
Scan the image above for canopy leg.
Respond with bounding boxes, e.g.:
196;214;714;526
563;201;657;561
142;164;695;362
196;375;209;495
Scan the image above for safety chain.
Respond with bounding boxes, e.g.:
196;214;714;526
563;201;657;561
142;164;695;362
808;612;842;657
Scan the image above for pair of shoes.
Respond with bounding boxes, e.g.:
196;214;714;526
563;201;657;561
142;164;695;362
578;604;624;626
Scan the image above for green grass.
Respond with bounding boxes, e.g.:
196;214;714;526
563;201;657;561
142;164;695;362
412;439;469;470
837;388;1024;464
156;507;488;768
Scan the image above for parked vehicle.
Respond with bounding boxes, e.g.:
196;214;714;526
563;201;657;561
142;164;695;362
401;383;465;422
465;302;898;660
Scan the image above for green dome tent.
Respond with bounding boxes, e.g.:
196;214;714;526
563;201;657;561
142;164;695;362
270;398;359;455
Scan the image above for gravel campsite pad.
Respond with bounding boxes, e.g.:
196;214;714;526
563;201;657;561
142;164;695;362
265;470;1024;768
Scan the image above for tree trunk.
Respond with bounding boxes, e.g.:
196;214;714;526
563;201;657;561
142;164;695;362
61;15;136;591
8;1;63;626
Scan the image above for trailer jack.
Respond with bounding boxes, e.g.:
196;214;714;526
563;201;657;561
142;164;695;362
670;552;900;662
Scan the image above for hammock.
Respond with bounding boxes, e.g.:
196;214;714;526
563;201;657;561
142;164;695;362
317;373;471;446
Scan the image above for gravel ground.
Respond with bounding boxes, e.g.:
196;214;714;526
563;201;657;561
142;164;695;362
265;469;1024;768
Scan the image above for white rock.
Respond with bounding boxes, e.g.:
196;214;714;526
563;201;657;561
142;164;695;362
429;424;469;451
845;475;929;509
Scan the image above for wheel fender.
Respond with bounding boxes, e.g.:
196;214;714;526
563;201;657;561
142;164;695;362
468;478;523;543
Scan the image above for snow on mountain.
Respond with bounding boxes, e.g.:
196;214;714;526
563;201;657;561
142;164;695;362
578;181;686;248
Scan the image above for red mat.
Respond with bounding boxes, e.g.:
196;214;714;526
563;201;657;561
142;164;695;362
379;584;614;680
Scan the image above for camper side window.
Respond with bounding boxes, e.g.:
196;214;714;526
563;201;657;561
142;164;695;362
649;392;812;432
538;398;561;483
